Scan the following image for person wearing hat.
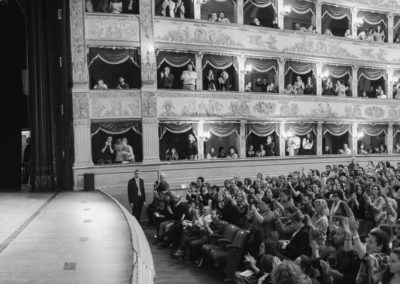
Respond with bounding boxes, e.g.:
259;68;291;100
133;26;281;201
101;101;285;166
128;169;146;221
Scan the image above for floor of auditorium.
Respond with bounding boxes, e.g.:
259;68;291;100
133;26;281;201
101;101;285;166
0;192;132;283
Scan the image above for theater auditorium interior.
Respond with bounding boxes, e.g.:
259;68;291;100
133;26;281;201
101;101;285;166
2;0;400;283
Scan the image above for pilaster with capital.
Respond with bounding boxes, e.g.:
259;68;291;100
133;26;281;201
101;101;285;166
277;0;284;30
352;65;359;97
351;8;358;40
196;52;204;91
278;58;285;94
387;66;394;99
279;122;286;156
194;0;201;20
140;0;157;89
315;2;322;34
197;122;205;159
317;122;323;155
238;120;247;158
388;123;394;154
388;12;394;43
351;123;358;154
238;55;246;92
316;62;322;96
142;118;160;162
236;0;244;25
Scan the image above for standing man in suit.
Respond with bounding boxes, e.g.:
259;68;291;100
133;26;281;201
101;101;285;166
128;169;146;221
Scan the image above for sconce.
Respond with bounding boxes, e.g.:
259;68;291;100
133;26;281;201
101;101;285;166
357;131;364;139
197;0;208;4
281;5;291;16
321;71;330;80
283;130;293;140
355;17;364;28
245;64;253;74
199;131;211;141
394;76;400;84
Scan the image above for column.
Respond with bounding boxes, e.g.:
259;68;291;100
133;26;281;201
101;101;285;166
279;122;286;156
238;120;246;158
278;58;285;94
388;12;394;43
317;122;323;155
387;66;394;99
238;55;246;92
315;2;322;34
277;0;284;29
316;62;322;96
351;8;358;39
194;0;201;20
73;119;93;168
140;0;157;89
196;52;203;91
142;118;160;162
351;123;358;154
352;65;359;97
236;0;244;24
197;122;205;159
388;123;394;154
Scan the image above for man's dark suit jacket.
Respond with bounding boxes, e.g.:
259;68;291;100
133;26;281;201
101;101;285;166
128;177;146;204
282;225;312;260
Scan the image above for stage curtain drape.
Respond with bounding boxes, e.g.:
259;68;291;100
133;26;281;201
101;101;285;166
246;123;279;138
323;124;352;136
394;125;400;136
91;121;142;136
358;124;387;136
244;0;277;9
358;10;387;27
322;65;352;78
395;16;400;35
204;123;239;137
202;54;238;72
156;51;196;69
322;4;350;20
246;58;277;73
159;123;198;140
88;48;139;67
285;61;315;75
358;68;387;80
284;0;315;15
285;123;316;135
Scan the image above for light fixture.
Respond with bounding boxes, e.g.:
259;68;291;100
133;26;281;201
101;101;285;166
357;131;364;139
355;17;364;27
197;0;208;4
281;5;291;16
283;130;293;139
245;64;253;74
321;71;330;79
394;76;400;84
200;131;211;141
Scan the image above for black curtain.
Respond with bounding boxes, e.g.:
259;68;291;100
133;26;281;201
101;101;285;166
27;0;73;191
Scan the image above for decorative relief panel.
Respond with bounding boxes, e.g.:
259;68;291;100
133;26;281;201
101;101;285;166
73;93;90;120
142;92;157;117
154;19;400;66
85;14;140;44
156;91;400;123
89;91;141;119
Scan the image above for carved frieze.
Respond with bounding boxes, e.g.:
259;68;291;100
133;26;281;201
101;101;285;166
154;19;400;66
85;14;140;43
155;91;400;123
73;93;90;120
89;91;141;119
142;92;157;117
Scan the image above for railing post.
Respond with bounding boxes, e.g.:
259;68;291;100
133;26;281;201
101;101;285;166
351;123;358;154
388;123;394;154
278;58;285;94
279;122;286;156
317;122;323;155
352;65;359;97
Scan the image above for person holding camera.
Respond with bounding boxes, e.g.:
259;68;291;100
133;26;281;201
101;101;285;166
99;136;114;164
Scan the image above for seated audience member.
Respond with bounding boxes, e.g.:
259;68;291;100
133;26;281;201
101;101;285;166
324;29;333;36
165;148;179;160
344;29;352;38
284;84;296;94
154;173;170;194
339;143;351;155
293;76;305;95
304;77;314;95
245;82;253;92
323;145;332;154
294;23;301;31
93;79;108;90
250;17;261;26
159;66;174;88
359;143;368;154
174;0;185;18
217;12;230;23
323;78;335;96
99;136;114;164
227;146;239;159
367;85;376;98
205;147;216;159
256;78;269;92
265;136;275;156
181;63;197;90
256;144;266;157
374;25;385;42
360;91;368;98
109;0;123;13
366;28;374;41
357;29;368;40
377;89;387;99
217;146;227;158
393;83;400;99
120;138;135;162
247;145;255;157
287;135;300;156
267;82;277;93
208;12;218;22
218;69;231;91
161;0;175;17
116;76;130;89
308;24;316;34
113;138;123;163
206;69;216;91
335;80;348;97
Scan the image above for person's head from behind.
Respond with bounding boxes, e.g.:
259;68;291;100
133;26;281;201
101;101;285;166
260;254;274;274
272;260;304;284
295;255;314;278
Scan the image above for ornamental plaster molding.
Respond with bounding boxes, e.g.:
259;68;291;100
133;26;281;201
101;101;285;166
142;92;157;117
89;93;141;119
73;93;90;119
89;90;141;99
85;14;140;42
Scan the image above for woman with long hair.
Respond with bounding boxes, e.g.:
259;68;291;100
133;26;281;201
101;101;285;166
311;199;329;245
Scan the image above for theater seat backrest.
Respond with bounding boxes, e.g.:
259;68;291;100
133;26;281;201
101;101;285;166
222;224;239;241
232;230;250;248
